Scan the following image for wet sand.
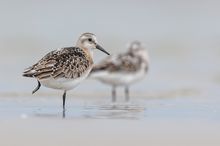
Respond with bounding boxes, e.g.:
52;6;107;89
1;118;219;146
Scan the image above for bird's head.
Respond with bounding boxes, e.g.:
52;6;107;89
76;33;110;55
128;41;149;62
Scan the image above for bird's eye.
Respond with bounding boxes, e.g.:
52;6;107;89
88;38;92;42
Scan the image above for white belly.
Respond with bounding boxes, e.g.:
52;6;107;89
90;69;146;86
40;69;91;91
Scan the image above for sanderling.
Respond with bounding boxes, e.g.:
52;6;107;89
90;41;149;102
23;32;110;114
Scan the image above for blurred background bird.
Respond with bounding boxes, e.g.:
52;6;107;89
89;41;149;102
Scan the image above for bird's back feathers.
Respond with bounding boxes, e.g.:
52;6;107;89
23;47;92;80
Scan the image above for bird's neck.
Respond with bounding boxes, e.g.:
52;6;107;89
82;47;94;65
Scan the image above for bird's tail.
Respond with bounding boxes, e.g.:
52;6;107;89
22;66;36;78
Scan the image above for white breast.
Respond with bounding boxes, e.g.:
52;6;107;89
40;68;92;91
91;67;146;86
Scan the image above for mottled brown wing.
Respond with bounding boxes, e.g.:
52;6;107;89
91;56;117;72
92;53;141;73
117;54;141;72
23;47;91;80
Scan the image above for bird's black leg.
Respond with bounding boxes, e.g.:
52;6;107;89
112;86;116;102
125;86;130;102
63;90;66;110
32;81;41;94
62;90;66;118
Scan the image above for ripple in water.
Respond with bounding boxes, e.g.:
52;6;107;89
82;103;146;120
33;103;146;120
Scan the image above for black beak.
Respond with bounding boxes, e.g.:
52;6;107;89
96;44;110;55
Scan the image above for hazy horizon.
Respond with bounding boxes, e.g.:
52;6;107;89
0;0;220;55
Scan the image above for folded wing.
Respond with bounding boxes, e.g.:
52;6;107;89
23;47;90;80
91;53;141;74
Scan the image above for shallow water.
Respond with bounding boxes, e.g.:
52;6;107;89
0;88;220;146
0;86;219;121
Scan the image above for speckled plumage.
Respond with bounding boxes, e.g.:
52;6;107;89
23;47;93;80
91;50;148;74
